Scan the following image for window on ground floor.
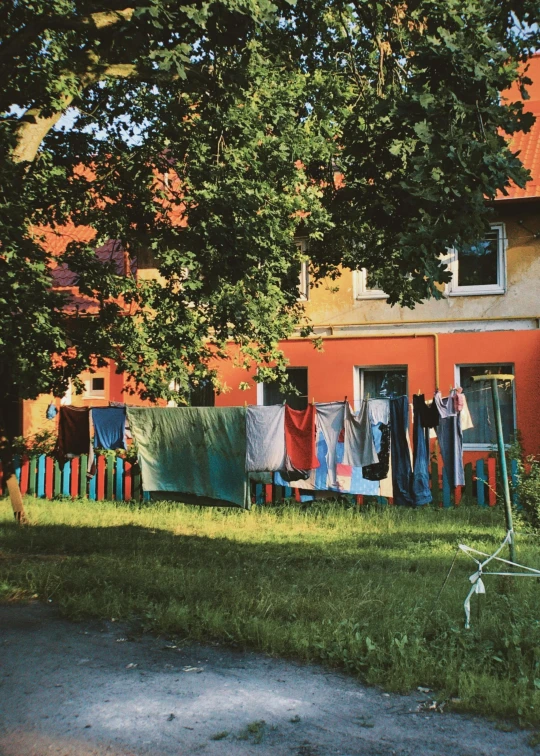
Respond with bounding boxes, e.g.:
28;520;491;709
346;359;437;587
84;375;106;399
356;366;408;408
262;367;308;410
457;364;515;448
190;379;215;407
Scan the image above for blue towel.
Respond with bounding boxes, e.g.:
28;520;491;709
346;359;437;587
92;407;126;450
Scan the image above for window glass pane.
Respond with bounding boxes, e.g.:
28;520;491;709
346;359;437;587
263;368;308;410
457;229;499;287
363;369;407;399
92;377;105;391
190;380;215;407
365;270;383;292
460;365;514;445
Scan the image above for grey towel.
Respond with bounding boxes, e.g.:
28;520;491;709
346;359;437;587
246;405;286;472
315;402;346;487
343;402;378;468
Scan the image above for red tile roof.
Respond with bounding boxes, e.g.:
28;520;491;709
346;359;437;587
35;223;137;313
497;54;540;201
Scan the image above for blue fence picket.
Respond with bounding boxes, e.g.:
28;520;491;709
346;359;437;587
115;457;124;501
13;455;21;484
88;469;97;500
62;460;71;497
37;455;46;498
476;459;486;507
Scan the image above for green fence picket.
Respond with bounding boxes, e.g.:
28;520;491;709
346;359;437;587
106;455;114;500
79;455;88;498
28;457;37;496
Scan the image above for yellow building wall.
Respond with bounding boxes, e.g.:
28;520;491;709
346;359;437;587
303;204;540;328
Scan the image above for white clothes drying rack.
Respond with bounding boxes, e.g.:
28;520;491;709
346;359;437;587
459;531;540;628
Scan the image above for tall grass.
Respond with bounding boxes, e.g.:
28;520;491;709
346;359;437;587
2;497;540;723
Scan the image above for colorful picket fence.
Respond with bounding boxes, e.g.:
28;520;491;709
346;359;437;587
0;454;521;508
0;454;148;503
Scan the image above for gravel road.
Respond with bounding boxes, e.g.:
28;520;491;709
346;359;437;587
0;603;535;756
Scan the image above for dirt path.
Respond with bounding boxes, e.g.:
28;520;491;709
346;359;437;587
0;603;535;756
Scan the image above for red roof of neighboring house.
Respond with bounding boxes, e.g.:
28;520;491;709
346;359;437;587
36;223;137;313
497;53;540;201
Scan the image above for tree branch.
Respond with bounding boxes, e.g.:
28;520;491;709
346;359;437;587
10;55;178;164
0;6;135;61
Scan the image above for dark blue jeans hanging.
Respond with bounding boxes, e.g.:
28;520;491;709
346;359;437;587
412;395;432;506
390;396;414;507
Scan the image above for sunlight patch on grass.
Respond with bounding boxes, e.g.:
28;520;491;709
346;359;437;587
1;496;540;723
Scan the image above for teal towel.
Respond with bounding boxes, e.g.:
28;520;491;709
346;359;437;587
127;406;249;509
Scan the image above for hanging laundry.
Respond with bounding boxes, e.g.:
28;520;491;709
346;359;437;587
246;405;286;472
453;388;465;413
127;406;249;509
368;398;390;426
412;395;432;506
434;391;465;488
46;402;57;420
315;402;345;487
110;401;133;439
54;406;92;466
342;402;378;468
460;393;474;432
284;404;319;471
389;396;414;507
363;424;390;481
276;420;387;497
92;406;126;451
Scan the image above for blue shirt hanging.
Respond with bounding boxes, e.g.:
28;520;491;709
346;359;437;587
46;402;58;420
92;407;126;450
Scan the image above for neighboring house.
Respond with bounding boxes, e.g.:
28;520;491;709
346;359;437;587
24;57;540;469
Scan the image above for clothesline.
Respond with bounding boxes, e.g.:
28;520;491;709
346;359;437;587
52;390;472;510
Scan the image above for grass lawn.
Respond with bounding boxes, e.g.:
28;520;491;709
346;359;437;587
2;496;540;724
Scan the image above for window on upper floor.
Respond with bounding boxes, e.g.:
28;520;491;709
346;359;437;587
354;269;387;300
296;240;309;301
448;223;506;296
261;367;308;410
457;364;515;449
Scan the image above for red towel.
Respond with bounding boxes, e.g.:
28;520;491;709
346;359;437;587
284;405;320;470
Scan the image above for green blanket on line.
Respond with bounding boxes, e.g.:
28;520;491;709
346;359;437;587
127;406;249;509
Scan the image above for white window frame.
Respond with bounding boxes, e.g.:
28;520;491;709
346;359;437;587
353;365;408;411
84;376;106;399
353;269;387;300
447;223;506;296
455;363;516;451
296;239;309;301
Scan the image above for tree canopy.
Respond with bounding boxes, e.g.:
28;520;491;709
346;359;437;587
1;0;539;409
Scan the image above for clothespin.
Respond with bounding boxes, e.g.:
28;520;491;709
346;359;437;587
244;400;247;408
312;397;315;406
417;388;421;396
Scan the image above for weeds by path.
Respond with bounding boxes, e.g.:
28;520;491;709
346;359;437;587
1;497;540;724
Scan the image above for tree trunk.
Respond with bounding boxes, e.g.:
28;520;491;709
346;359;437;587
0;386;27;523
